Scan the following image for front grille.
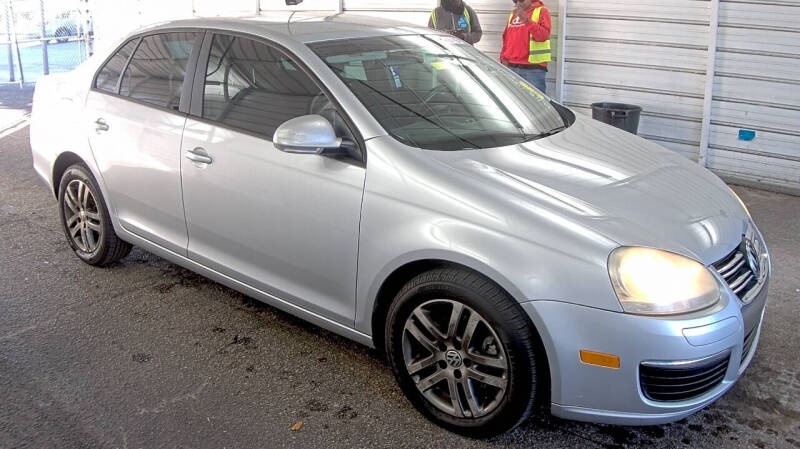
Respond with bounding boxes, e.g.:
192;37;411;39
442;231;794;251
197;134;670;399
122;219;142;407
640;351;730;402
741;328;756;365
713;240;760;301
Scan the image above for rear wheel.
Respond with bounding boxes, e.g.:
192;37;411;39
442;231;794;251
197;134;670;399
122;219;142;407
386;268;541;437
58;164;131;266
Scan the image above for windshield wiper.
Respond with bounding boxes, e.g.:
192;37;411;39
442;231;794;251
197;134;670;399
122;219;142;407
533;126;566;139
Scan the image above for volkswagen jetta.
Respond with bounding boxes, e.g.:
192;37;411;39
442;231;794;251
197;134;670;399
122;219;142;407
30;13;770;437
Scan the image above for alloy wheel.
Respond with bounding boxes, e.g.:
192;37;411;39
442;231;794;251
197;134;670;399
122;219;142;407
402;299;509;419
62;179;103;253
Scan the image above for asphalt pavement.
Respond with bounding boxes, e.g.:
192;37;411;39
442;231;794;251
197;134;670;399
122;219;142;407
0;83;33;132
1;125;799;448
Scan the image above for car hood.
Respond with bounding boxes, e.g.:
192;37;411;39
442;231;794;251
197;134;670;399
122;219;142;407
424;114;748;265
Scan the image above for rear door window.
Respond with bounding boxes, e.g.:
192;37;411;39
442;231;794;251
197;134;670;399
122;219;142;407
119;32;199;110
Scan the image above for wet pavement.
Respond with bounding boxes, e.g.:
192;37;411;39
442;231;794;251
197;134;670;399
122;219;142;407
1;126;799;448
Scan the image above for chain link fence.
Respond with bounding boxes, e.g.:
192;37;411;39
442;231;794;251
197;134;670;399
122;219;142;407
1;0;93;84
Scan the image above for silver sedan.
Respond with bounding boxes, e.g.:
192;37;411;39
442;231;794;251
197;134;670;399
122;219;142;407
29;13;769;437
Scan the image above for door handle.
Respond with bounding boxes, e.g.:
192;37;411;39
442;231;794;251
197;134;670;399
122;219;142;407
185;147;213;165
95;118;109;133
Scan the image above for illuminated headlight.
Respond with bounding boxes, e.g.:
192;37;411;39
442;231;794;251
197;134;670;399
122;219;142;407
608;247;721;315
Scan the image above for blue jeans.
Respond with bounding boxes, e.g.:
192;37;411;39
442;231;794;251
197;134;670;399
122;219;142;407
510;66;547;95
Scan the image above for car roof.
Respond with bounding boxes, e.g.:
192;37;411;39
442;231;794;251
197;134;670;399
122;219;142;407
142;12;430;44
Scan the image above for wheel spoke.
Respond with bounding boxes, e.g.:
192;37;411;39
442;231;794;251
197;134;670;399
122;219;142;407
416;369;447;392
79;182;90;210
466;367;507;389
446;302;464;340
86;211;101;221
85;227;97;250
76;182;85;211
447;377;465;417
86;219;102;232
404;320;438;354
460;378;481;417
413;309;445;341
80;227;89;250
66;214;80;228
406;355;437;376
65;188;79;213
73;228;86;252
69;221;81;238
461;312;480;350
466;351;506;369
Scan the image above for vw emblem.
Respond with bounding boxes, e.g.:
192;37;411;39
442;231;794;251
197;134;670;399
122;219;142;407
745;238;760;278
445;350;463;368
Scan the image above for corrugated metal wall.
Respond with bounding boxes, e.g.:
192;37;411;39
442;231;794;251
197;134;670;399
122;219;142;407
561;0;710;162
706;0;800;193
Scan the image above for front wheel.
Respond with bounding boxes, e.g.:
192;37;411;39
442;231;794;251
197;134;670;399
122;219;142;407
58;164;132;266
386;268;542;437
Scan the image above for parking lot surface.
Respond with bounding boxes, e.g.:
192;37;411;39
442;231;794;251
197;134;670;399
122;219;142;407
1;126;799;448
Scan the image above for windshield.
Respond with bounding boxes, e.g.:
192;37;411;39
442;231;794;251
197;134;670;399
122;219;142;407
310;34;569;151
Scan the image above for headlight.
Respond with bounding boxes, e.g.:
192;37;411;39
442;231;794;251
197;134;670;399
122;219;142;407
608;247;720;315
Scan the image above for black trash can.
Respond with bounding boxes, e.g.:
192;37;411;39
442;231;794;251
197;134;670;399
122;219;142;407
591;102;642;135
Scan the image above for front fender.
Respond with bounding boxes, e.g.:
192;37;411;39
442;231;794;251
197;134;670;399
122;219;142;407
354;192;623;338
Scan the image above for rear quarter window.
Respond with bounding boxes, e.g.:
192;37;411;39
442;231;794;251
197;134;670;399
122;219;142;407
119;32;198;110
94;39;138;93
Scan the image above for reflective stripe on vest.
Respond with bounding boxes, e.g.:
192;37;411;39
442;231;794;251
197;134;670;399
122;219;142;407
431;8;471;33
507;6;551;64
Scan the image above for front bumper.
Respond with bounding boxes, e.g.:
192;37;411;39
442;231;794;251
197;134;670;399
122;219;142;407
522;277;768;426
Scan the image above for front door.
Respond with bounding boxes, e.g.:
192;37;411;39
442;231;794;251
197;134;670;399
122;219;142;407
87;32;201;254
180;34;366;324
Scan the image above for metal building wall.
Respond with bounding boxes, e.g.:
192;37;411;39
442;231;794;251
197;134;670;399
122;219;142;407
560;0;710;162
706;0;800;193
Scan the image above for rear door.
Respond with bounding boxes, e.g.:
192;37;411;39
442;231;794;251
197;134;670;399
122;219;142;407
179;33;366;324
87;31;202;254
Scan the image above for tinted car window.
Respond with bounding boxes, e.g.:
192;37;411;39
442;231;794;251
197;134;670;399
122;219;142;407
201;34;325;138
119;32;198;110
95;39;138;93
311;35;568;150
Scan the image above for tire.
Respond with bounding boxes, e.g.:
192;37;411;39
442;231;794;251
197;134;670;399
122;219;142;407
385;268;541;437
57;163;132;266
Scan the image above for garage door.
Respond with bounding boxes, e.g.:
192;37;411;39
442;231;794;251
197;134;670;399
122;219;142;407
561;0;711;162
706;0;800;193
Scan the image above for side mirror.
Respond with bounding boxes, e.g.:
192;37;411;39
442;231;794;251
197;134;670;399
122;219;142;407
273;114;343;155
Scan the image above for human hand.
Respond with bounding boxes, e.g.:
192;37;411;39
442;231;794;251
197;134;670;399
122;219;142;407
512;5;528;21
450;29;468;41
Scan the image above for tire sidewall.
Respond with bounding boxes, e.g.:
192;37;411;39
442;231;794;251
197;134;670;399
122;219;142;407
386;273;537;437
57;164;114;265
